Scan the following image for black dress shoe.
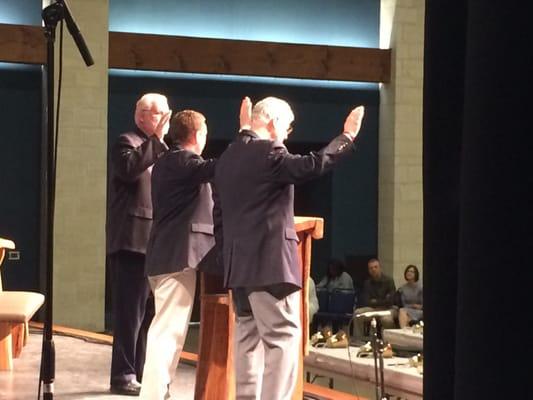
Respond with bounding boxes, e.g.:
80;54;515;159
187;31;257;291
110;380;141;396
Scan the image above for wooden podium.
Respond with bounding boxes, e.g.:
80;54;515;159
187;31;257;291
195;216;324;400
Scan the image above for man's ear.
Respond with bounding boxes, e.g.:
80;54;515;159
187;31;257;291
192;130;201;145
266;119;276;136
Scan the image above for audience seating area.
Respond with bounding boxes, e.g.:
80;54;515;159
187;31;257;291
0;238;44;370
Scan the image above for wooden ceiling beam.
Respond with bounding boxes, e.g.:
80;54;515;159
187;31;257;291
108;31;391;83
0;23;46;65
0;23;390;83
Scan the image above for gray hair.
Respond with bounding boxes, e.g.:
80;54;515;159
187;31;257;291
134;93;168;127
252;97;294;124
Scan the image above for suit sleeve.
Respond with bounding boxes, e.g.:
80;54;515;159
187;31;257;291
384;278;397;307
111;134;167;182
372;278;397;308
266;134;355;184
182;155;217;184
212;183;224;270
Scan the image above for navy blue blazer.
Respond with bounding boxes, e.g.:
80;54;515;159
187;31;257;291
106;128;167;255
213;130;355;289
145;146;216;277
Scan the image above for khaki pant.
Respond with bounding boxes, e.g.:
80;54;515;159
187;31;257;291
140;268;196;400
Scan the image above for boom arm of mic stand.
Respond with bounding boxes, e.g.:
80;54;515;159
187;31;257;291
58;0;94;66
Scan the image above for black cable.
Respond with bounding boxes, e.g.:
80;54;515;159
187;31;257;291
54;18;63;187
38;15;64;400
346;315;361;399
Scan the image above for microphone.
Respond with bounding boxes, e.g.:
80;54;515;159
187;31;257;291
355;310;391;318
59;0;94;66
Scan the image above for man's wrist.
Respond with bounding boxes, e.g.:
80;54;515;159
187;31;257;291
343;132;356;141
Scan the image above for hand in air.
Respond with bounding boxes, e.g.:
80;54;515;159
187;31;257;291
154;110;172;139
343;106;365;141
239;97;252;131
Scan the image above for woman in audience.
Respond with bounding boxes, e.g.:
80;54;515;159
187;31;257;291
397;264;423;328
316;258;354;292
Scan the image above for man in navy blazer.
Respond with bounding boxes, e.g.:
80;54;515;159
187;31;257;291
139;110;216;399
213;97;365;400
106;93;171;396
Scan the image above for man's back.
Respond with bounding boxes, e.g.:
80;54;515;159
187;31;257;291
145;148;215;276
106;129;166;255
214;131;300;289
214;129;356;289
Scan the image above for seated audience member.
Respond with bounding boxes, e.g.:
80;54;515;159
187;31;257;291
317;258;354;292
397;264;423;328
308;277;319;326
354;258;397;341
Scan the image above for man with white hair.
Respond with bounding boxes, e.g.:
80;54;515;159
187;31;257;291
213;96;365;399
106;93;171;396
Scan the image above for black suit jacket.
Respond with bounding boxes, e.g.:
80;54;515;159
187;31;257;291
106;128;167;255
213;130;355;289
145;146;216;277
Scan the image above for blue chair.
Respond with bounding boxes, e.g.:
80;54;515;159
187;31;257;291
316;288;329;312
328;289;356;333
312;289;356;332
328;289;356;314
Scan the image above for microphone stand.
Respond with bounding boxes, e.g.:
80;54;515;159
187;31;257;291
40;2;93;399
370;317;388;400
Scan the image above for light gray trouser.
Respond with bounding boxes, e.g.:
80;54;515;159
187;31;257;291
232;286;301;400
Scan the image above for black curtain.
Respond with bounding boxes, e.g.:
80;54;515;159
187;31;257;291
424;2;531;399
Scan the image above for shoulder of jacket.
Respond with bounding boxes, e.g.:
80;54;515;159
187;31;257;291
118;130;145;144
271;139;286;149
267;140;288;157
162;149;196;168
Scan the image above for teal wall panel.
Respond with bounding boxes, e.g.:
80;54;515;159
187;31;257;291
109;0;379;48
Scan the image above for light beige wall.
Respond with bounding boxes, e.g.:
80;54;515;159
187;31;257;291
50;0;109;331
379;0;425;286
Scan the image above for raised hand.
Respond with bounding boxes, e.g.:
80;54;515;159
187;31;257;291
343;106;365;141
239;96;252;131
154;110;172;139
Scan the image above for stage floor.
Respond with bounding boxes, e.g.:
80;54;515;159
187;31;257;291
0;331;195;400
2;327;372;400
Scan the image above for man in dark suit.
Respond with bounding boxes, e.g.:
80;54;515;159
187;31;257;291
213;96;365;400
139;110;216;399
106;93;171;396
